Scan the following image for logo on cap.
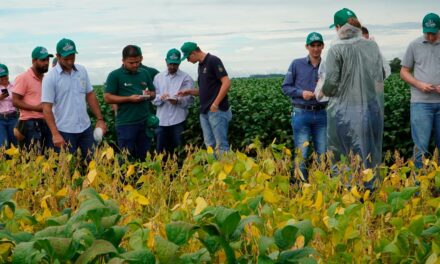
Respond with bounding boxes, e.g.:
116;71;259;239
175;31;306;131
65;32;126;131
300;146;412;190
425;19;437;28
0;68;4;73
63;43;74;52
310;34;321;41
170;54;179;60
40;48;48;54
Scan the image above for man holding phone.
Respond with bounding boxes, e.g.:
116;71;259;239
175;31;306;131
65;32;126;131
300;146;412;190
401;13;440;168
104;45;156;161
152;48;194;154
13;46;54;152
0;64;18;148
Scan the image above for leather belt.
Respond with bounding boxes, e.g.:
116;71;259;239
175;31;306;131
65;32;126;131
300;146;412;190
293;104;327;111
0;111;17;119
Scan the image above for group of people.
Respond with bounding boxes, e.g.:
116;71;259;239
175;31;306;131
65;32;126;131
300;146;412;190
0;39;232;161
282;9;440;186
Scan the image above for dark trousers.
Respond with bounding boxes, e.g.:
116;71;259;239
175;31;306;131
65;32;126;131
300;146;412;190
57;126;95;159
116;122;151;161
156;121;185;154
22;119;53;153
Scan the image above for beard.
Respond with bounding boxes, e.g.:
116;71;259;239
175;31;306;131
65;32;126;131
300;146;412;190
35;65;49;74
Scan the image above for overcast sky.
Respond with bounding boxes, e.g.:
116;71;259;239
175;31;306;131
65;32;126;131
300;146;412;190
0;0;438;84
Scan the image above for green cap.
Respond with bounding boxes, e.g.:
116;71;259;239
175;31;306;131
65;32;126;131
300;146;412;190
166;48;181;64
180;42;198;61
56;38;78;57
31;46;54;60
0;64;8;77
422;13;440;33
330;8;357;28
306;32;324;45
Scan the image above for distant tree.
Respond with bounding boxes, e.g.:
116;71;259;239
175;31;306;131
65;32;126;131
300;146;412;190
389;57;402;74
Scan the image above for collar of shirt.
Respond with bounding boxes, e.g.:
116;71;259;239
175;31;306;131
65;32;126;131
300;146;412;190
28;68;42;81
165;69;182;77
306;56;321;68
121;65;141;75
200;53;211;66
55;63;78;75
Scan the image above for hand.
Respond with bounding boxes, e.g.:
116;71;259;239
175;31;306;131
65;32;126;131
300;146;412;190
0;93;8;100
143;90;156;100
160;93;169;100
52;133;66;148
177;89;197;96
302;91;315;101
210;103;219;112
435;85;440;94
417;81;435;93
167;97;178;105
129;95;145;103
95;120;107;135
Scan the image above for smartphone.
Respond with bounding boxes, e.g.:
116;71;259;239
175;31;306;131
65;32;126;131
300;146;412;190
1;89;8;96
140;94;151;99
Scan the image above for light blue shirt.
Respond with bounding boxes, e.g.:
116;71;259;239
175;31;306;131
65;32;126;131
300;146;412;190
152;69;194;126
42;63;93;133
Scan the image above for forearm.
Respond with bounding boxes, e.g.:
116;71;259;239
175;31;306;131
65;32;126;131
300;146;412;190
86;92;104;120
12;94;42;112
400;67;421;88
213;77;230;107
42;103;60;136
104;93;133;104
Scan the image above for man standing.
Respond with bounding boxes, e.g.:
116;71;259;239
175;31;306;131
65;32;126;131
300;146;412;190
13;46;54;151
178;42;232;153
152;48;194;154
104;45;156;161
42;38;107;158
281;32;327;181
401;13;440;168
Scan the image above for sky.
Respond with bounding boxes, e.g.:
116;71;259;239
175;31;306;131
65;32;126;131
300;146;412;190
0;0;438;84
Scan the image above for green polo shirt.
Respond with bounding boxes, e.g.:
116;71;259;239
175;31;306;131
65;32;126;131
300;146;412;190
105;66;155;126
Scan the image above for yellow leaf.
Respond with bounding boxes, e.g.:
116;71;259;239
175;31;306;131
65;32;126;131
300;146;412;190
123;185;134;192
257;172;271;183
136;194;150;206
99;193;109;200
194;197;208;216
294;235;305;249
223;163;233;174
87;169;97;184
425;253;438;264
4;206;14;219
284;148;292;156
363;190;370;202
5;146;19;156
171;204;180;211
263;189;280;204
147;230;155;249
314;191;323;210
88;160;96;170
207;146;214;154
351;186;362;199
0;242;13;255
336;207;345;215
323;216;331;229
127;165;135;177
362;169;374;182
56;188;68;197
342;193;356;205
105;147;114;160
302;141;309;148
218;172;227;181
42;208;52;219
427;197;440;208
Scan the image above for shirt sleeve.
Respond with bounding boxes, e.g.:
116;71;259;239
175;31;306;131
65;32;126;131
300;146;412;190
104;71;118;94
12;73;26;96
178;74;195;108
281;60;303;98
83;67;93;93
152;75;164;106
212;57;228;79
401;41;415;69
41;72;56;103
322;47;342;97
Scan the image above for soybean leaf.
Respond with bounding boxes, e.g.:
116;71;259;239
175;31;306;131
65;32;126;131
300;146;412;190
230;215;263;241
154;235;179;264
74;240;118;264
274;225;298;251
119;249;155;264
180;248;211;263
128;228;150;250
214;207;241;239
292;220;314;246
166;221;199;246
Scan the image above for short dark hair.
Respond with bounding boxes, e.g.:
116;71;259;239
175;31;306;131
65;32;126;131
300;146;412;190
122;45;142;59
361;26;369;35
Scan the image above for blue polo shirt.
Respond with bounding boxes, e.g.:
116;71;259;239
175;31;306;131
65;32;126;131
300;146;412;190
41;63;93;133
281;56;323;106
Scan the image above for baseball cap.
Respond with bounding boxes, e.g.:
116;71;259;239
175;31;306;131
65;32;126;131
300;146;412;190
330;8;357;28
306;32;324;45
180;42;198;61
0;64;9;77
422;13;440;34
56;38;78;57
166;48;181;64
31;46;54;60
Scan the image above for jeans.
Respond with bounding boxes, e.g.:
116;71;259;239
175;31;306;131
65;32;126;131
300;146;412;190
411;103;440;168
116;122;151;161
0;115;17;148
199;109;232;152
292;108;327;181
57;126;95;159
22;119;53;152
156;121;185;154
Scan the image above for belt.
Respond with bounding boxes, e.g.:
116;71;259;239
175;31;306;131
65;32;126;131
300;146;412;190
0;111;17;119
293;104;327;111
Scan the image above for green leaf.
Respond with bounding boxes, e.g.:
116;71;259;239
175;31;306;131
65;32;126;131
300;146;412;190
199;235;220;254
258;255;275;264
101;214;121;229
41;237;73;260
119;249;155;264
277;247;317;262
72;228;95;253
409;216;424;236
12;241;49;264
382;242;401;255
214;207;241;239
292;220;314;246
74;240;118;264
102;226;127;247
0;188;17;213
129;228;150;250
274;225;298;250
230;215;263;241
373;201;391;216
46;214;69;226
154;235;179;264
180;248;211;263
166;221;199;246
259;236;275;255
34;225;67;238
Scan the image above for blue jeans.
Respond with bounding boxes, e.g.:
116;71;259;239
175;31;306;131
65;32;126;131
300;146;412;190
22;119;53;152
116;122;151;161
156;121;185;154
411;103;440;168
292;108;327;181
0;115;17;148
57;126;95;159
200;109;232;152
